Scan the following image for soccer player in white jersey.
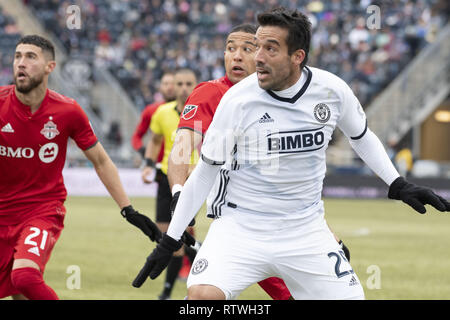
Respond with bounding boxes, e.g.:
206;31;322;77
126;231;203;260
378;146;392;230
133;7;450;300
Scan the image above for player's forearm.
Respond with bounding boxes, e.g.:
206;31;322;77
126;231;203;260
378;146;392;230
167;158;221;240
167;155;190;189
84;143;130;209
167;129;202;189
349;128;400;185
94;158;131;209
144;134;163;163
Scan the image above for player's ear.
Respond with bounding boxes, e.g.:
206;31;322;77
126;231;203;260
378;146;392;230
291;49;305;67
45;60;56;74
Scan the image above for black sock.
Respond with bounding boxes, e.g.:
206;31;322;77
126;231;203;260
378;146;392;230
162;256;183;297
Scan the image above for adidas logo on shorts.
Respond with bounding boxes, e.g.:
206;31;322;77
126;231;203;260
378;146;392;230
349;275;359;286
259;113;274;123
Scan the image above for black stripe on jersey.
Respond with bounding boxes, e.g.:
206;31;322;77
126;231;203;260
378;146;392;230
266;126;325;137
83;140;99;151
201;154;225;165
208;169;230;218
266;66;312;104
177;126;205;137
216;170;230;217
269;145;325;154
350;119;368;140
230;144;239;170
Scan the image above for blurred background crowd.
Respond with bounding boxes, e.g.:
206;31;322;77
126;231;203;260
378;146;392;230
0;0;444;111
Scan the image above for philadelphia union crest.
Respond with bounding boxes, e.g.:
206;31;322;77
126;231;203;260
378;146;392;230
314;103;331;123
191;259;208;275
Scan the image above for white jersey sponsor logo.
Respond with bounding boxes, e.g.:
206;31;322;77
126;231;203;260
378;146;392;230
39;143;59;163
0;145;34;158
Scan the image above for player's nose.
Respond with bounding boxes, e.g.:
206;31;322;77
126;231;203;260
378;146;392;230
254;48;265;64
15;57;27;69
233;49;243;61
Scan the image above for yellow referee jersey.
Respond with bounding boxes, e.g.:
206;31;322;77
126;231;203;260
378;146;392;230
150;100;198;174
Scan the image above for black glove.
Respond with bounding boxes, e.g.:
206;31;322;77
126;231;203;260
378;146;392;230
170;191;195;227
121;205;162;242
388;177;450;214
132;233;183;287
339;240;350;262
181;230;196;247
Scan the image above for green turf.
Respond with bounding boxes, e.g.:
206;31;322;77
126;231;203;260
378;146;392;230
13;197;450;300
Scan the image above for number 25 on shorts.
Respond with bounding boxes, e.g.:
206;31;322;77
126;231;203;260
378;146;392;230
328;250;354;278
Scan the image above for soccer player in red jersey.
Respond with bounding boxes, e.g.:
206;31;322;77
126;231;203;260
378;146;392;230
0;35;161;300
131;72;175;161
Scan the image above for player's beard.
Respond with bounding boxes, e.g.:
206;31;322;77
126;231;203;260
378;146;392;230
14;72;45;94
163;93;176;102
257;62;295;91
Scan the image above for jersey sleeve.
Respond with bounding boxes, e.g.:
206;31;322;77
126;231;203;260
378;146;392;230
336;82;368;140
178;82;224;135
70;102;98;150
200;89;240;165
131;106;152;150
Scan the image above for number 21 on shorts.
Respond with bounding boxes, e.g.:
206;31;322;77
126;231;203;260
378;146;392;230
24;227;49;250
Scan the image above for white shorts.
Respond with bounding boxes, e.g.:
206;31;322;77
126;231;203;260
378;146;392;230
187;207;365;300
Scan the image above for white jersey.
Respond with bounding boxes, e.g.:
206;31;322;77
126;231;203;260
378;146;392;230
202;66;367;219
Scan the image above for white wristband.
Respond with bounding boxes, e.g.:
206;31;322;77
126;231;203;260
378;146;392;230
171;184;183;196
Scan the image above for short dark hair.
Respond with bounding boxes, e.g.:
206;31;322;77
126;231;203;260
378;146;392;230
229;23;257;36
257;7;311;68
174;67;198;80
16;35;55;60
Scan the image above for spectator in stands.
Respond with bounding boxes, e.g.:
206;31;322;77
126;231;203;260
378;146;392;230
23;0;449;111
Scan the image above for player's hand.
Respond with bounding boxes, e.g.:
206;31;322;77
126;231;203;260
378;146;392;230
141;166;156;184
121;205;162;242
132;233;183;287
388;177;450;214
170;191;195;227
141;158;157;184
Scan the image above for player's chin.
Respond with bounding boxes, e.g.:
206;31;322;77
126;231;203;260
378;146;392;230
15;83;33;94
257;78;272;91
229;73;247;84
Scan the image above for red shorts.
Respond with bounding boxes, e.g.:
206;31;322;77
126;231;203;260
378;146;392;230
258;277;292;300
0;201;65;298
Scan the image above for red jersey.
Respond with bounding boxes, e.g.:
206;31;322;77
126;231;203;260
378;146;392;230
177;76;292;300
178;76;233;135
0;85;97;225
131;101;164;162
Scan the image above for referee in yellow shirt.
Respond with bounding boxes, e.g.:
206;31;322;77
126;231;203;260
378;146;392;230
142;68;198;299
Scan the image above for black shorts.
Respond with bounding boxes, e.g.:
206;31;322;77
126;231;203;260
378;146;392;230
156;170;172;223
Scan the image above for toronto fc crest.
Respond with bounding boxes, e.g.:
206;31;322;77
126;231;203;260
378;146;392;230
40;118;60;140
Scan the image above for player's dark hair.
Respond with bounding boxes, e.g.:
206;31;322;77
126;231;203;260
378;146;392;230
161;70;175;78
257;7;311;68
174;67;198;80
16;35;55;60
229;23;257;35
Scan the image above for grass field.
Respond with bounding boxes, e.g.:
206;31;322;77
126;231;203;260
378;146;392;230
20;196;450;300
